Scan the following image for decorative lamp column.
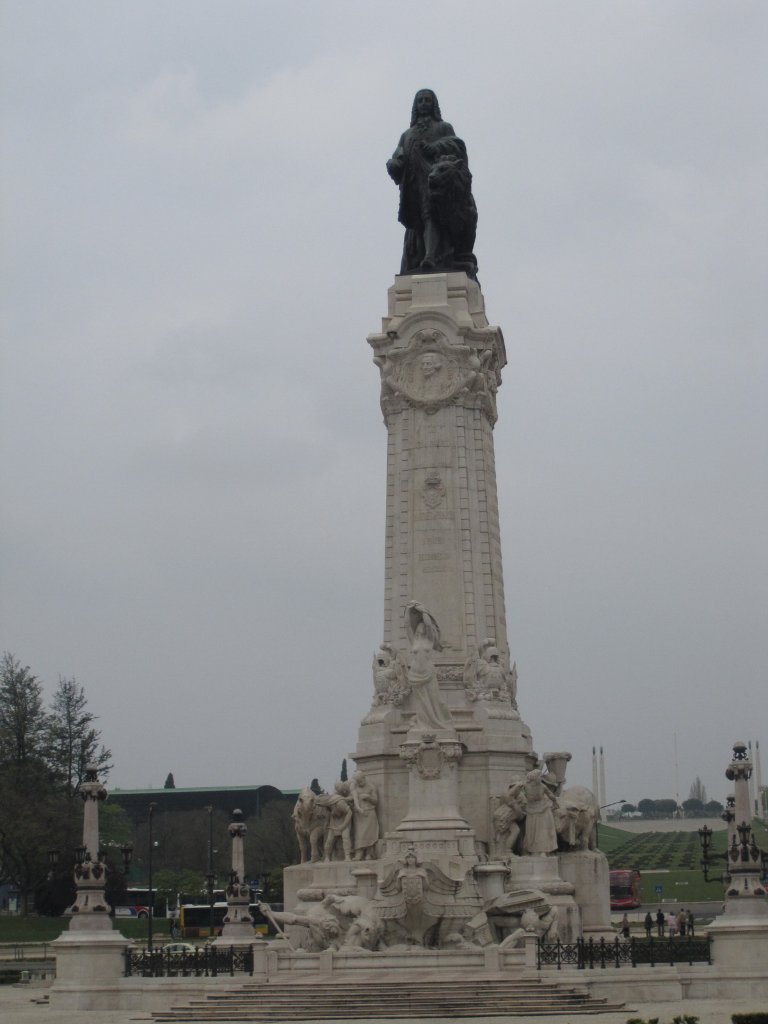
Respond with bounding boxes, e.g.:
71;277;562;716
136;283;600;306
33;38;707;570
723;741;767;910
215;808;257;945
67;765;112;931
52;765;127;1004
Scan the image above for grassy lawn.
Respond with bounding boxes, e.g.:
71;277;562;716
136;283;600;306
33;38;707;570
596;820;760;904
0;916;171;946
638;868;724;904
598;822;728;871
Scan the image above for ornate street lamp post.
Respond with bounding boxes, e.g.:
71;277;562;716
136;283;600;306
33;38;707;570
147;802;157;951
64;765;112;931
215;809;255;945
206;805;215;939
699;742;767;902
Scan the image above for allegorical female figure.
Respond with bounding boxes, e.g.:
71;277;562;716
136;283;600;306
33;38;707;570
404;602;454;733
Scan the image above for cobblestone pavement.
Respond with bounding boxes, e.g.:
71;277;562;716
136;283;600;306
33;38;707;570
1;984;766;1024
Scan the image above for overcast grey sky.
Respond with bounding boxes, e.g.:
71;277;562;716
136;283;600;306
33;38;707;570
2;1;766;809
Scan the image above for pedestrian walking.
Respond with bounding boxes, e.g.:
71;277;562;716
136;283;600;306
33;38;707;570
656;908;665;937
644;911;653;938
620;913;630;939
678;909;687;937
687;909;695;937
667;911;677;938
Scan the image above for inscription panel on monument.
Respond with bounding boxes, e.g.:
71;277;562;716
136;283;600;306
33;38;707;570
411;460;464;654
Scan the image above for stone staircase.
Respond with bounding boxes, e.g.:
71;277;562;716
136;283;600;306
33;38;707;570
151;976;626;1020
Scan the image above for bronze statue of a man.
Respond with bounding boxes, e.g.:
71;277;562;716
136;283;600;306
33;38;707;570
387;89;478;279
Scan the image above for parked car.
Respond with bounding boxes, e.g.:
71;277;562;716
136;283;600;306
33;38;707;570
161;943;197;954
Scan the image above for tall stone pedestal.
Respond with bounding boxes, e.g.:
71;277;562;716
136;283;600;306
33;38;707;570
51;929;127;1010
355;273;537;846
557;850;613;938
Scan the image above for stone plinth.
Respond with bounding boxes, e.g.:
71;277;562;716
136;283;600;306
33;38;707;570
557;849;613;938
708;914;768;971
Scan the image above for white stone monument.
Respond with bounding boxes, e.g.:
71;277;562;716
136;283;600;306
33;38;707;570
282;271;612;947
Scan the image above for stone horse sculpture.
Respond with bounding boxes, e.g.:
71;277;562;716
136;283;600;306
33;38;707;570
292;787;330;863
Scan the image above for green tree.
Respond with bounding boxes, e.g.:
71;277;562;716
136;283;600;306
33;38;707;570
47;676;112;798
100;802;133;848
638;799;656;818
654;798;679;816
0;654;113;914
0;652;48;766
682;797;704;816
0;654;61;912
154;868;206;910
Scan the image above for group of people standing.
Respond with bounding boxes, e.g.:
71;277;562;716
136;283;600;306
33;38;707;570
637;908;695;938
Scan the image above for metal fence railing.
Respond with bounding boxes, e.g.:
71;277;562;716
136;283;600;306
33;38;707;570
124;945;254;978
537;936;712;970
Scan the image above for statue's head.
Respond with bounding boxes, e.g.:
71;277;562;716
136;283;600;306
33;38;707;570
420;352;442;378
353;770;365;784
521;908;540;930
411;89;441;125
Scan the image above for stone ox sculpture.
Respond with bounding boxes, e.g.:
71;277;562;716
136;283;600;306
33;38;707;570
554;785;600;851
292;787;329;863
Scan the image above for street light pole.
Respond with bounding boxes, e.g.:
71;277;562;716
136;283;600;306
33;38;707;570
147;802;157;952
206;805;215;939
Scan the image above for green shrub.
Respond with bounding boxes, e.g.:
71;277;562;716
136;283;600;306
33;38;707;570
732;1015;768;1024
625;1017;699;1024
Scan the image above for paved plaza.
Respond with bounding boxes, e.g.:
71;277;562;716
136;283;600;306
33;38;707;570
2;984;766;1024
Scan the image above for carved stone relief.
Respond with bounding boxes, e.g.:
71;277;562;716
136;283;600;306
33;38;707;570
375;328;501;423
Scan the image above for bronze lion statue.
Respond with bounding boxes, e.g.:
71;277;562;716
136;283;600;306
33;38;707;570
427;155;478;278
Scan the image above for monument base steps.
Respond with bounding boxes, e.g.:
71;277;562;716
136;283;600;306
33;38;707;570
149;975;626;1021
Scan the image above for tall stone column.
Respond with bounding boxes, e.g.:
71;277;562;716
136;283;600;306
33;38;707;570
67;766;111;929
215;808;258;945
52;766;127;1010
370;273;508;663
354;273;535;844
707;742;768;975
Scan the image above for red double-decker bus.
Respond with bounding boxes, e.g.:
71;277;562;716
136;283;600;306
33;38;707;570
609;869;641;909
